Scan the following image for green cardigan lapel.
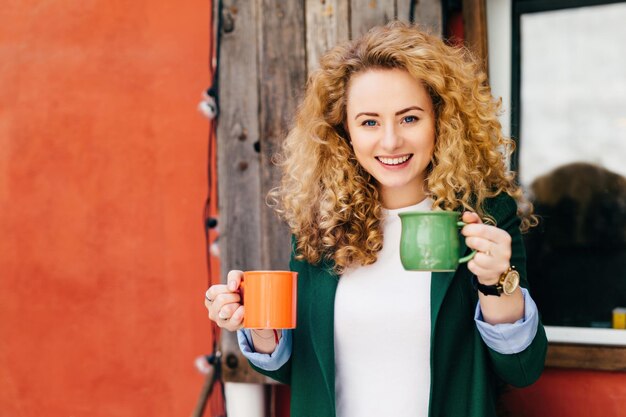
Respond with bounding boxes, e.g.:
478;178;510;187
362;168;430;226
430;270;455;331
309;264;339;406
430;229;470;330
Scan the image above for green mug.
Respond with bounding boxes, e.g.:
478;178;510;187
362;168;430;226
398;211;476;271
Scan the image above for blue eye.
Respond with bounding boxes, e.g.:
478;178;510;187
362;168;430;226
403;115;418;124
361;120;377;127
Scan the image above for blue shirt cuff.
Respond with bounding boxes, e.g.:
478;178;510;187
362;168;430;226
474;287;539;354
237;329;292;371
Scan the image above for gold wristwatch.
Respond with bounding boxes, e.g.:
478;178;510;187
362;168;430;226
472;266;520;296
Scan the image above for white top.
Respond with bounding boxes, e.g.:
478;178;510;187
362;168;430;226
334;198;433;417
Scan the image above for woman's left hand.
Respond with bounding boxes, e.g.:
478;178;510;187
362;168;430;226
460;211;511;285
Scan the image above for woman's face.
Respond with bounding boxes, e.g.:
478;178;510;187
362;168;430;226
346;68;436;209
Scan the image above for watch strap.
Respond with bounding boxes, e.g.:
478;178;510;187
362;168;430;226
471;274;502;297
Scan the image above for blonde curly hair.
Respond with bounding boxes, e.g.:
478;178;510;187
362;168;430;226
269;21;535;274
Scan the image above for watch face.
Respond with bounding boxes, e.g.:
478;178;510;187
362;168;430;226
502;270;520;295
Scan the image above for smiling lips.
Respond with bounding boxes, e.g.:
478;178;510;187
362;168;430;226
375;154;413;166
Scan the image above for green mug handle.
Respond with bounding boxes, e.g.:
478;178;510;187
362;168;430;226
457;221;476;264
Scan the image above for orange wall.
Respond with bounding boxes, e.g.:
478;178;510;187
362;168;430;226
0;1;220;416
503;368;626;417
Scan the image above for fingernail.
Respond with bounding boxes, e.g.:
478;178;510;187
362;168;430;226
228;281;236;291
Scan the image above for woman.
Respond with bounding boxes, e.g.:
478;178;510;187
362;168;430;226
205;21;547;417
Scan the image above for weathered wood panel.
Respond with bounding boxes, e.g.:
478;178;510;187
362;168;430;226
216;2;262;281
410;0;443;36
258;0;307;271
396;0;412;22
350;0;442;40
463;0;489;73
216;0;266;384
350;0;396;38
546;343;626;371
305;0;350;72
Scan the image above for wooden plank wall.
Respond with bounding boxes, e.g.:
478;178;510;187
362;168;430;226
216;0;266;383
462;0;488;74
257;1;307;271
216;0;443;383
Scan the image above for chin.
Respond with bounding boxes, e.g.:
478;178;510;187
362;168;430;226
376;179;416;190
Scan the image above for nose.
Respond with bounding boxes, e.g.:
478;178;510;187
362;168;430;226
381;124;402;152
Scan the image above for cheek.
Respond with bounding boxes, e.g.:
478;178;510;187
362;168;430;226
349;136;370;158
352;147;370;169
418;129;436;157
425;139;435;159
350;142;377;174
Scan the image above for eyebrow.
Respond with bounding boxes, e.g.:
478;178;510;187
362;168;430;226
354;106;425;120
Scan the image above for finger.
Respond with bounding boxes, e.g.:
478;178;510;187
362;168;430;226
227;270;244;292
473;249;509;269
208;293;241;322
205;284;230;304
467;260;499;282
205;286;226;310
464;236;493;254
462;211;482;224
232;305;245;326
471;252;501;269
212;292;242;312
221;305;245;332
204;289;216;308
218;303;240;320
462;223;509;243
469;254;509;280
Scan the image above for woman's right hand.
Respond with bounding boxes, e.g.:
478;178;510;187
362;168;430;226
205;270;245;332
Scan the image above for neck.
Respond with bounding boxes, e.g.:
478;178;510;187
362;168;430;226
381;187;428;210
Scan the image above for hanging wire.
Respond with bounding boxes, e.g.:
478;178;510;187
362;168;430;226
195;0;226;416
204;0;223;358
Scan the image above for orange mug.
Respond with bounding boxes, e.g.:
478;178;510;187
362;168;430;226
242;270;298;329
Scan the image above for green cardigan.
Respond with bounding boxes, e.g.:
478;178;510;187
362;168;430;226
251;194;547;417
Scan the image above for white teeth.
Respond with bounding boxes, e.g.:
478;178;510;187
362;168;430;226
378;155;411;165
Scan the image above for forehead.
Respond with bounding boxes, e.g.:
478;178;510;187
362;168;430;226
346;68;433;113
